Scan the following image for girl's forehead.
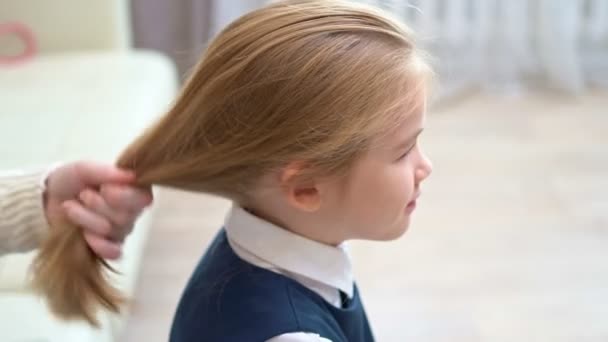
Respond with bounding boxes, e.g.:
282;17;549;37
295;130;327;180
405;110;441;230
391;108;425;140
388;93;427;133
366;106;425;152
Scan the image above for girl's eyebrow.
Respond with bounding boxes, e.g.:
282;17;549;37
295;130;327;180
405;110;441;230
394;128;424;151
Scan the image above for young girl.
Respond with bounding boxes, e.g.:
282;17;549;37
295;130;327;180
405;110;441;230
33;0;433;339
163;1;433;341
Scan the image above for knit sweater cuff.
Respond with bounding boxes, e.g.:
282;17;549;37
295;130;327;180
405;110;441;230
0;170;51;255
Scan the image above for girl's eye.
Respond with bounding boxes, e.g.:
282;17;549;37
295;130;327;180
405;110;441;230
397;140;417;161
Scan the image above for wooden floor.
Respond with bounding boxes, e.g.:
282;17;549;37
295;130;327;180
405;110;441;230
120;91;608;342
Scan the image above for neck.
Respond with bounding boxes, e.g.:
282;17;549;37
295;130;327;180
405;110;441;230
243;206;346;246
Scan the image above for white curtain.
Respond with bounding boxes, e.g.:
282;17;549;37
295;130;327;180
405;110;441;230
132;0;265;79
134;0;608;94
360;0;608;98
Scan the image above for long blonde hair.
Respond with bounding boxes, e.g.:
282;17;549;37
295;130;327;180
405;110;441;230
31;0;431;326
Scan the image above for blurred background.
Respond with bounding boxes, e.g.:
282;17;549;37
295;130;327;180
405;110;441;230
0;0;607;341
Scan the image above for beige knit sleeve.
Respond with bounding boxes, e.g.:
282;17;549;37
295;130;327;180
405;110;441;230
0;170;50;256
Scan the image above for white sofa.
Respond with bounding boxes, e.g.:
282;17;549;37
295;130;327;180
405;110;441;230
0;1;178;341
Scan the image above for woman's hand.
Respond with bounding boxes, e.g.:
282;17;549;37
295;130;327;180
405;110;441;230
44;161;153;259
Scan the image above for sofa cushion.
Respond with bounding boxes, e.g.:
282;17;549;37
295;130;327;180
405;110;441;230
0;51;177;168
0;294;115;342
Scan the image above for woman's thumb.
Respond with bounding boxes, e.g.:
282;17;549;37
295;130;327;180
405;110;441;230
75;161;136;186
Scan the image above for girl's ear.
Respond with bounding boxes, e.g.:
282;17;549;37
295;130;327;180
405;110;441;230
279;162;321;212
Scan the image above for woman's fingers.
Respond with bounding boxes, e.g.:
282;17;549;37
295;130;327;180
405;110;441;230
61;183;152;259
63;200;112;236
79;189;134;241
63;199;124;259
99;184;153;213
83;233;122;260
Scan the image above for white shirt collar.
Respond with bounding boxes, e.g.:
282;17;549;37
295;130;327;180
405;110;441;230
224;205;354;298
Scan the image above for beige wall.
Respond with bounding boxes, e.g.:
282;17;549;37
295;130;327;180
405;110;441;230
0;0;130;54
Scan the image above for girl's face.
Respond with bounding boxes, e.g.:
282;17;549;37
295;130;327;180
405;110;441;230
247;95;433;245
322;98;433;241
